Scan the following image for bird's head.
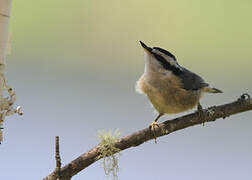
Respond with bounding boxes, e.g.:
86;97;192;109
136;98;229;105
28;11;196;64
139;41;182;75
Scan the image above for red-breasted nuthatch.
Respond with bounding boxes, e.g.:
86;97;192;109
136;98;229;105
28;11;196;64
136;41;222;137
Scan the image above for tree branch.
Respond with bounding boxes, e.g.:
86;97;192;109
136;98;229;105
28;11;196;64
44;94;252;180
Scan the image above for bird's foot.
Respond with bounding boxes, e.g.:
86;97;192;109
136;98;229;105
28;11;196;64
149;121;159;144
197;103;206;126
150;121;159;131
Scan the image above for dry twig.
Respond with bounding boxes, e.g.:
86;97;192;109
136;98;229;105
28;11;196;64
55;136;61;180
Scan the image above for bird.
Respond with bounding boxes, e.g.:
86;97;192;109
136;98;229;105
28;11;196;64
136;41;222;141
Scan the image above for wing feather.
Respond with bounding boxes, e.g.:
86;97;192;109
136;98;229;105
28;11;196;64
178;68;208;91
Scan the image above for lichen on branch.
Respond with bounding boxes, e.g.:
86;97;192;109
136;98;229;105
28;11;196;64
97;129;121;180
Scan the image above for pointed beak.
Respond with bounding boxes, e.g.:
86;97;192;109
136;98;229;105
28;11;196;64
139;41;152;54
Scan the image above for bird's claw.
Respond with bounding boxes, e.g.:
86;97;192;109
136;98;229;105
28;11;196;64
149;121;159;144
197;103;206;126
150;121;159;130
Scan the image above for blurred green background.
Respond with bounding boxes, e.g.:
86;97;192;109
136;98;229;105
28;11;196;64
1;0;251;179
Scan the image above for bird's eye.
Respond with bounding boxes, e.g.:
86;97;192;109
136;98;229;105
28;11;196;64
152;52;182;75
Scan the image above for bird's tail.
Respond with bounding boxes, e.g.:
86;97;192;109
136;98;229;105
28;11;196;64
203;86;223;93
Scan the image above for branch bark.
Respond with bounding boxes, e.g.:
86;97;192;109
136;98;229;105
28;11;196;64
44;95;252;180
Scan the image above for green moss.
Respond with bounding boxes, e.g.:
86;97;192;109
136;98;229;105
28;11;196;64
97;129;121;180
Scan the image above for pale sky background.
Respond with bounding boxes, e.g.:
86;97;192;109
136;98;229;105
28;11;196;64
0;0;252;179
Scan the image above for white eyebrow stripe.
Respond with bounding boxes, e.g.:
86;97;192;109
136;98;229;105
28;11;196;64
152;49;182;70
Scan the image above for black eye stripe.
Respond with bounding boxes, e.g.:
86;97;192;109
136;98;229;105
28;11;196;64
152;53;182;75
153;47;177;61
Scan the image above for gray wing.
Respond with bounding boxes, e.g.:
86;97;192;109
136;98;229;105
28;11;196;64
178;68;208;91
